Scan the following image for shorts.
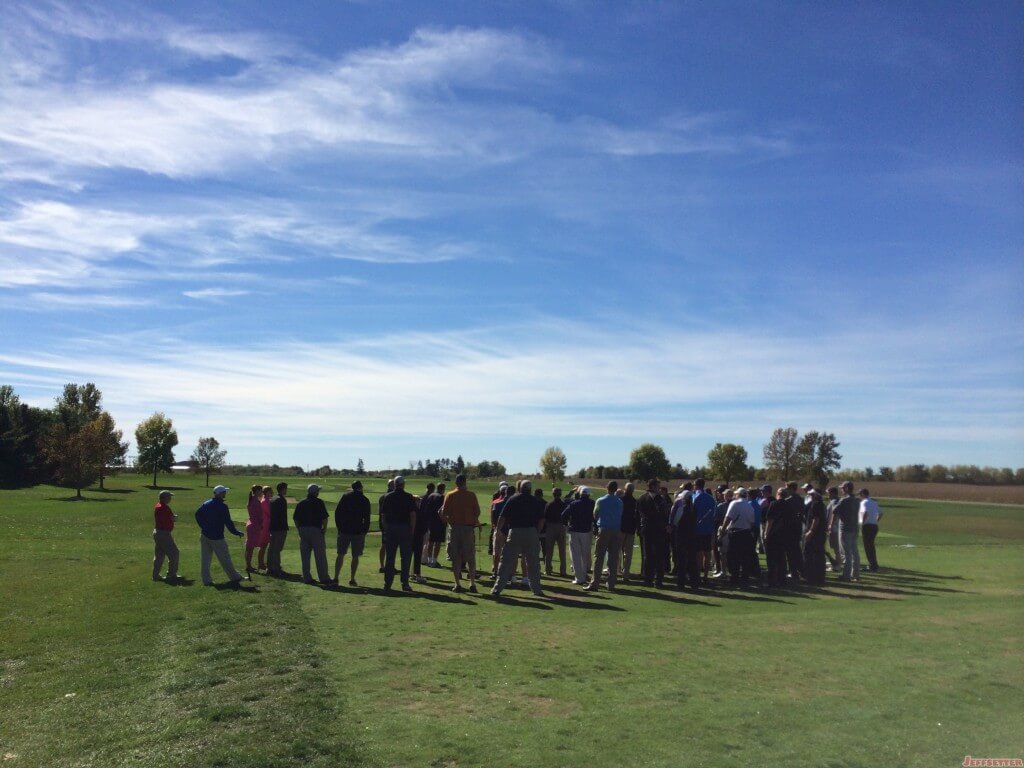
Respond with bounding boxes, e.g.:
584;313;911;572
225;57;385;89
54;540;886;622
336;533;366;557
447;525;476;562
696;534;714;552
429;518;446;543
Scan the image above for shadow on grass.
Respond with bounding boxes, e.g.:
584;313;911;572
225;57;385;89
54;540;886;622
145;485;194;492
209;581;260;593
48;495;121;503
545;595;626;611
163;578;196;587
95;487;137;494
487;593;554;609
614;586;728;606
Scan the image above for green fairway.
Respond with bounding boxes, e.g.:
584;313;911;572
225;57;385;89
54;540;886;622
1;476;1022;768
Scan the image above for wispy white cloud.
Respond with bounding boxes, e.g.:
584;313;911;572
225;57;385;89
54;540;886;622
26;291;148;309
182;288;251;300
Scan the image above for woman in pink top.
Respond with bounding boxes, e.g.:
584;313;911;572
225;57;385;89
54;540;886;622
245;484;270;572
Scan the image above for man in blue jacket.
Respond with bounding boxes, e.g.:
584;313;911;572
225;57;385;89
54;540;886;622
195;485;245;586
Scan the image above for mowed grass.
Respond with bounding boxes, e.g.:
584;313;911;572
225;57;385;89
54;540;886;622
0;475;1022;768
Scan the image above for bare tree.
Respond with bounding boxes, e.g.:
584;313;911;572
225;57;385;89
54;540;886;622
763;427;800;480
191;436;227;487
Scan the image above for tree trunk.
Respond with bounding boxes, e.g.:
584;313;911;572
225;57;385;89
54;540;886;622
206;466;210;487
152;463;158;488
76;485;82;499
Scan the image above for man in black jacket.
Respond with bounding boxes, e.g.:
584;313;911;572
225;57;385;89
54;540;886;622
543;487;567;576
783;481;806;580
334;480;371;586
380;476;418;593
620;483;639;581
294;483;330;585
638;479;669;588
267;482;289;577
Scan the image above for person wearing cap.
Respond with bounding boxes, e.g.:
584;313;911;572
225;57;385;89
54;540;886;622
542;487;568;577
720;487;761;586
713;488;733;578
669;484;700;591
411;482;437;584
267;482;289;577
638;479;670;588
587;481;624;592
858;488;883;572
692;478;718;585
152;490;180;582
195;486;245;586
491;480;545;597
334;481;371;586
489;481;508;556
426;482;447;567
294;484;331;585
832;481;861;581
562;485;595;586
380;476;418;592
619;482;639;581
489;484;513;579
802;489;828;585
441;473;481;593
762;486;788;588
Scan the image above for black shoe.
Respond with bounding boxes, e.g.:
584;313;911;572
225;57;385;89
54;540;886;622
379;566;385;573
452;584;464;593
468;584;478;594
402;584;413;593
349;579;357;587
303;578;315;585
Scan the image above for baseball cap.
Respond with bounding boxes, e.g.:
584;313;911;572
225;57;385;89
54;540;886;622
801;482;814;490
159;490;174;497
715;484;727;493
307;483;321;493
579;486;590;496
213;485;229;495
394;475;405;486
499;481;508;488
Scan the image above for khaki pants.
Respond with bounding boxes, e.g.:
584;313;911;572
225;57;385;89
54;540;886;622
568;531;592;584
153;529;179;579
267;530;288;574
621;532;636;575
593;528;623;588
495;527;543;595
543;523;567;575
200;535;243;585
298;526;329;582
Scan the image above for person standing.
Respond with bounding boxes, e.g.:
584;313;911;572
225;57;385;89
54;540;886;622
713;488;733;578
858;488;883;572
670;487;700;591
802;489;828;585
720;488;761;587
783;481;806;580
562;486;595;586
638;479;670;588
490;484;513;579
412;482;437;583
245;484;270;573
620;482;639;581
825;486;843;571
441;473;481;594
334;480;371;586
294;483;331;585
543;487;568;576
152;490;180;582
832;481;861;581
762;486;788;588
588;481;624;592
491;480;545;597
692;478;717;585
427;482;447;567
378;479;394;573
380;476;418;593
195;485;245;586
267;482;289;577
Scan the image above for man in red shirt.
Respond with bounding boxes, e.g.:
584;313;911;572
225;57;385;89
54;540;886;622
153;490;180;582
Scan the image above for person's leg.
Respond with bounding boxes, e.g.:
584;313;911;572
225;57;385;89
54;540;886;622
267;532;280;574
350;555;359;582
863;524;878;570
543;527;555;574
523;530;543;594
674;534;687;589
257;544;268;571
621;533;634;577
383;526;399;590
200;536;213;584
607;532;622;589
153;531;167;580
493;530;521;593
166;534;180;580
398;527;413;588
211;538;243;581
412;526;425;578
245;544;255;571
726;533;740;584
569;533;585;583
299;528;313;581
335;550;345;582
583;532;593;581
590;530;609;589
464;527;477;589
491;530;503;576
849;529;861;578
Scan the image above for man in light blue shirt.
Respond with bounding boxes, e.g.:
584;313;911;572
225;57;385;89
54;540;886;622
587;481;625;592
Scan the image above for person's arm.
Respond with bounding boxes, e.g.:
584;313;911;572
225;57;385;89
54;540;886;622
320;501;329;534
361;498;371;535
440;494;451;526
408;496;416;533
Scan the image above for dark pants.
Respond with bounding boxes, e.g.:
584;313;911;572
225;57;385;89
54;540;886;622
412;522;430;576
727;529;760;585
267;529;288;574
765;538;787;587
784;530;804;579
383;523;413;589
862;524;879;570
673;534;700;589
642;529;668;586
803;537;826;585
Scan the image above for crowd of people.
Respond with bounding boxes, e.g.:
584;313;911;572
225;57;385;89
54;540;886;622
150;474;885;595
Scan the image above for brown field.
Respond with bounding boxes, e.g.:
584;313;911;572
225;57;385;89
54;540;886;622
568;478;1024;505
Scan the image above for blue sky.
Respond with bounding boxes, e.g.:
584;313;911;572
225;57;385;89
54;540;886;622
0;0;1021;473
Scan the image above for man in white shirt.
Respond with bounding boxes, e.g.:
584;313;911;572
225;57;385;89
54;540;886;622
858;489;883;572
719;488;761;587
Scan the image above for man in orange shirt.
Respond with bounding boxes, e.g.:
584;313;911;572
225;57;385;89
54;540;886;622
152;490;180;582
441;473;481;594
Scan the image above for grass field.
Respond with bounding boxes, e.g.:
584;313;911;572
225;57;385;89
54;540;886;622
1;475;1022;768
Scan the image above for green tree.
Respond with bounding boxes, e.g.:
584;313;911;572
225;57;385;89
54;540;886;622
135;413;178;487
763;427;800;480
55;383;102;431
539;446;568;483
191;436;227;486
356;458;365;475
794;431;842;487
0;385;32;486
706;442;748;484
628;443;672;481
41;416;107;498
94;411;129;490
